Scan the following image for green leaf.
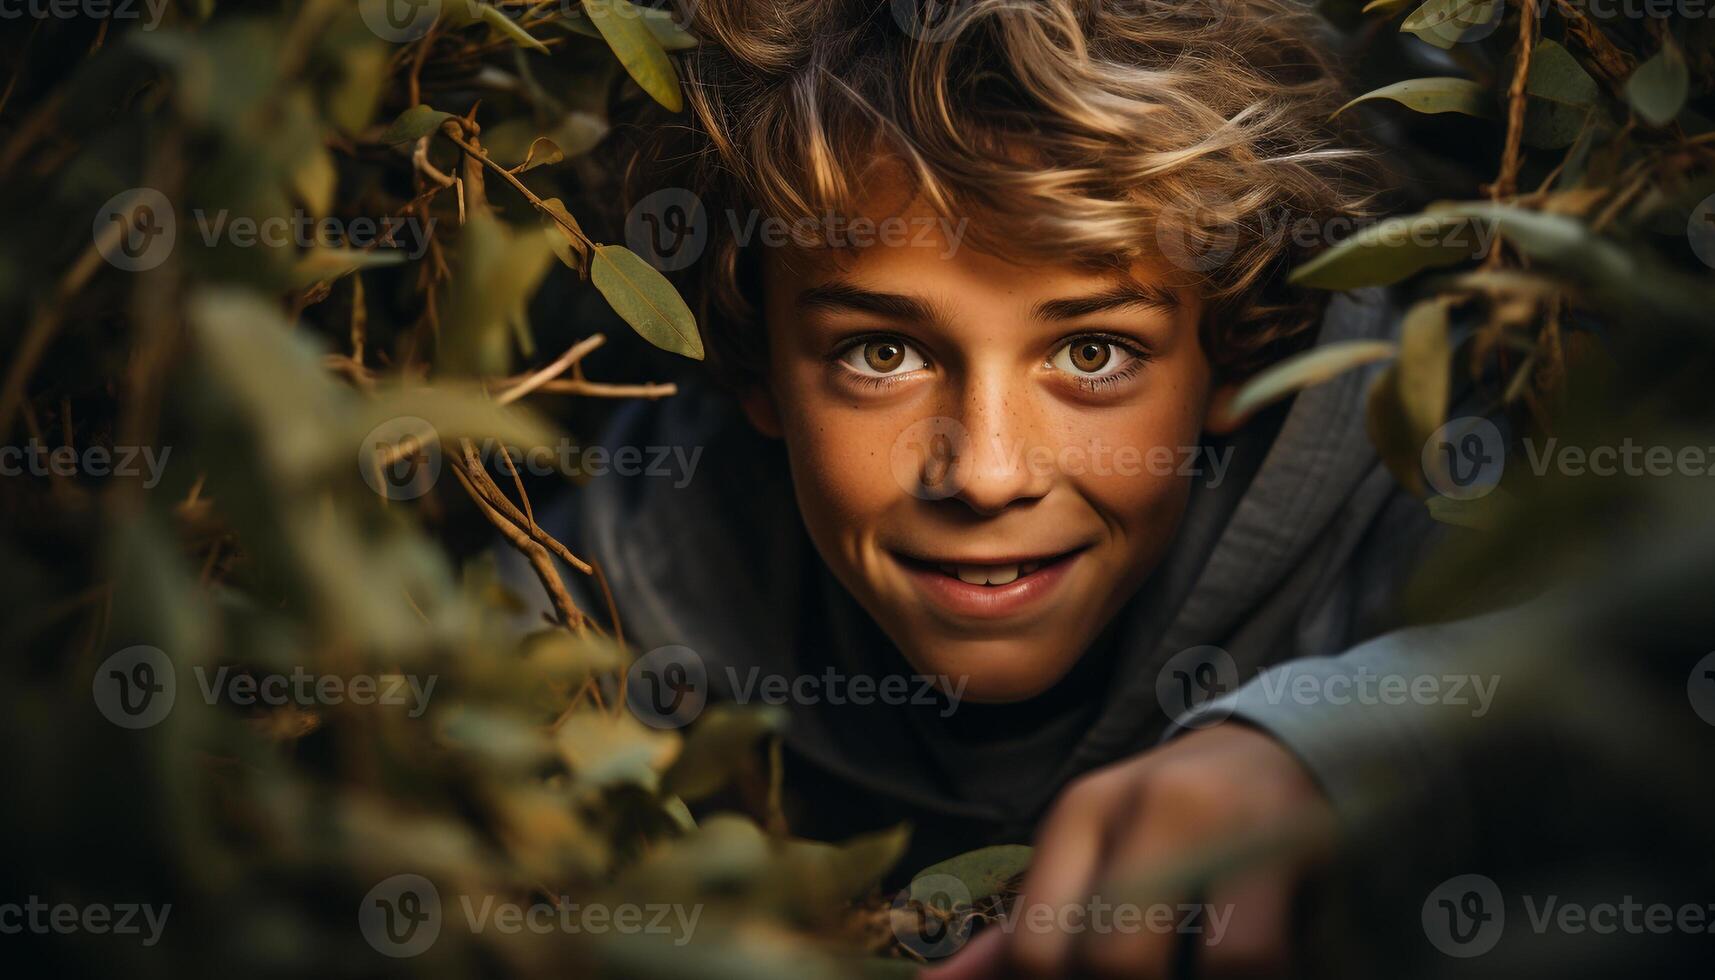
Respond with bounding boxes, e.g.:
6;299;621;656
1401;0;1501;50
517;136;565;172
1225;340;1398;423
1395;296;1455;454
663;704;788;802
581;0;685;112
479;3;551;54
556;712;682;792
290;247;406;287
910;844;1034;910
381;104;454;144
1626;41;1689;127
1287;213;1492;290
540;197;591;270
1432;203;1631;281
1334;77;1494;119
591;244;704;359
1366;364;1425;497
1524;40;1599;149
439;215;558;376
562;7;699;51
521;630;629;684
290;145;337;215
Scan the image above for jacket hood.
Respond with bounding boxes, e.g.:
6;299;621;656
519;286;1413;835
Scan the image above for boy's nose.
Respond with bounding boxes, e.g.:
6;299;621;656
942;382;1053;516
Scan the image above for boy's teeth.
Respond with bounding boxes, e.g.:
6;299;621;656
948;563;1023;586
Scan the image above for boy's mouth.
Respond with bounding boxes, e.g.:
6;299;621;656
933;558;1050;586
890;547;1087;620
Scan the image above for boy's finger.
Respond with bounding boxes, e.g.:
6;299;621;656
1072;794;1200;979
1005;772;1131;977
1199;870;1293;977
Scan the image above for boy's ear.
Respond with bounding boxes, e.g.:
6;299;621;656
1203;379;1246;435
739;385;784;439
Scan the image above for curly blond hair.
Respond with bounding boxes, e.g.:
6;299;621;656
627;0;1391;384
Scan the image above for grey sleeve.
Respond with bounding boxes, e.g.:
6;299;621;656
1158;606;1538;875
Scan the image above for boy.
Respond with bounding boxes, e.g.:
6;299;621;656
512;0;1441;974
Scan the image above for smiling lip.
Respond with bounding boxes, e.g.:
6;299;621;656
893;548;1085;620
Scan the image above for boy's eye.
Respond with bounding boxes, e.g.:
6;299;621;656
840;338;928;377
1050;337;1135;377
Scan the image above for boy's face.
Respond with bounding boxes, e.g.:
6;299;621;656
750;179;1222;703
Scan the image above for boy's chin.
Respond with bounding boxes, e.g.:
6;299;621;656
891;635;1086;705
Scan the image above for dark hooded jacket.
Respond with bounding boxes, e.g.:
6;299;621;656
501;285;1438;872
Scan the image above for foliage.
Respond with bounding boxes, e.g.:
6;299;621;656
0;1;1712;978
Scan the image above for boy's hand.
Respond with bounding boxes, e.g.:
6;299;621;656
924;725;1335;979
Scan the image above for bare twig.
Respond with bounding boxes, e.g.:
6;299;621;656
497;334;606;405
534;380;679;400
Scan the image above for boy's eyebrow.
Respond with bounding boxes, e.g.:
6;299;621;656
795;281;945;325
1031;282;1180;321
